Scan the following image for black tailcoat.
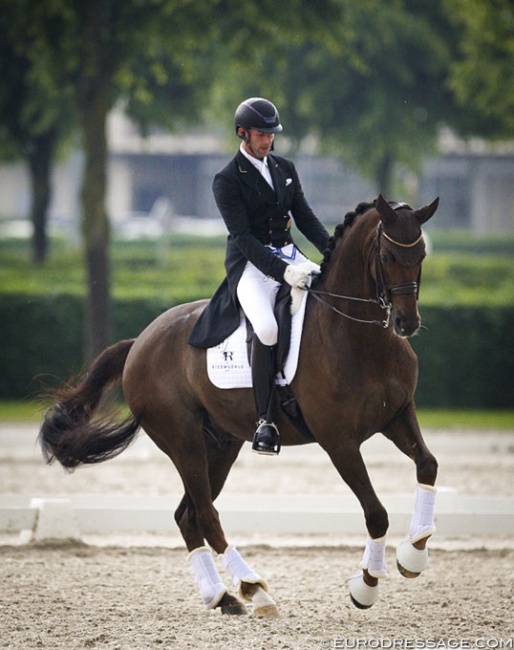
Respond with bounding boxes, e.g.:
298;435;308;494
188;150;329;348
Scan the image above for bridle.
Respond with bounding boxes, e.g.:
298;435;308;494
374;221;423;302
305;215;424;329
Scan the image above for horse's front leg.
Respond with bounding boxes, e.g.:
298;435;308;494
383;402;438;579
396;483;436;578
322;440;389;609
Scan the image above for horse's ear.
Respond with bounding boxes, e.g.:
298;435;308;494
375;193;397;226
414;197;439;225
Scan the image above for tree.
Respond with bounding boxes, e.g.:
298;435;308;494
26;0;218;359
19;0;349;361
208;0;469;199
0;1;75;264
284;0;464;196
445;0;514;138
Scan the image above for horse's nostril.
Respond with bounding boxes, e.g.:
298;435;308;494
394;312;420;337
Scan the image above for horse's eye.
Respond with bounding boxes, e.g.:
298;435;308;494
380;252;390;264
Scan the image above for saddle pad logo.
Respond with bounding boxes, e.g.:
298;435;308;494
206;290;309;389
210;346;246;373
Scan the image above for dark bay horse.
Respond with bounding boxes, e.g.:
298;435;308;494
39;194;439;617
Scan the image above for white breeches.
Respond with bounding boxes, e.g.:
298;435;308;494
237;244;309;346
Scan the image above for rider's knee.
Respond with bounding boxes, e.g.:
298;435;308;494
255;324;278;347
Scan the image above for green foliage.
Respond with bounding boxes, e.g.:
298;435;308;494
412;305;514;408
0;292;85;398
420;254;514;306
209;0;464;194
2;234;513;306
1;235;514;406
0;238;226;301
429;229;514;255
446;0;514;138
1;293;512;407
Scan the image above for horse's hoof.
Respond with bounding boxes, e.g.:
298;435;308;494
350;594;373;610
396;561;421;579
218;593;248;615
254;604;280;618
396;539;428;578
243;583;279;618
348;573;379;609
221;601;248;615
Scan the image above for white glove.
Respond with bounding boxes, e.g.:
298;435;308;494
284;261;320;289
300;260;321;276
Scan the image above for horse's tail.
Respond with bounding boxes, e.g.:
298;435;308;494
38;339;140;471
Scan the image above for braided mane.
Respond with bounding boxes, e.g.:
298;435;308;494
318;200;375;279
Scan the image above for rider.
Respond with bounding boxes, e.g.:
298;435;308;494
188;97;329;455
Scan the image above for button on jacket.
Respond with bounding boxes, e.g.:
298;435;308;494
188;150;329;349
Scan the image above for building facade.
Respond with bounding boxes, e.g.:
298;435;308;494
1;111;513;234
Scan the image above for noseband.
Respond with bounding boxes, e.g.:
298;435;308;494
306;212;425;329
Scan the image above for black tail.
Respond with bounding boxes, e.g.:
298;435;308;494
38;339;140;470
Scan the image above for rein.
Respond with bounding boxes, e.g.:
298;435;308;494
305;220;422;329
305;286;392;328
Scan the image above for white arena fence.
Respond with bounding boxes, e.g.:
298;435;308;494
0;492;513;543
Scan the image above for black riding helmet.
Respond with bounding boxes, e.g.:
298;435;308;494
234;97;283;135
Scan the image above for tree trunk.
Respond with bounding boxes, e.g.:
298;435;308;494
80;88;112;361
376;152;393;197
27;131;57;265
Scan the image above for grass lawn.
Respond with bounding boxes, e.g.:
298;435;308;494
0;400;512;430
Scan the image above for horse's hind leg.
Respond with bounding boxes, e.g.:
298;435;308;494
174;431;279;618
383;402;438;578
166;431;240;613
173;435;245;615
205;437;279;618
173;434;244;553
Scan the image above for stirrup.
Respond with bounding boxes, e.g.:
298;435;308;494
252;420;280;456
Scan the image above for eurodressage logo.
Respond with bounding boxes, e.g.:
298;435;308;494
318;639;514;649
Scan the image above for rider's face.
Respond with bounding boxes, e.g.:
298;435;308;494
242;129;275;159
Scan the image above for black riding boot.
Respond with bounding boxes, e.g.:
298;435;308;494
251;337;280;455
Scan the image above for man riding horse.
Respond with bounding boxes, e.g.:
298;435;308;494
188;97;330;455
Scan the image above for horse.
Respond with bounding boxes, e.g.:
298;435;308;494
38;193;439;617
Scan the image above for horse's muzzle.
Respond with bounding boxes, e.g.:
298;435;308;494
392;309;420;338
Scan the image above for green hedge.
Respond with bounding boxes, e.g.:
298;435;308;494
0;293;175;399
412;306;514;408
1;293;513;408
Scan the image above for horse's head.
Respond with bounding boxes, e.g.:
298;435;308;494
374;194;439;337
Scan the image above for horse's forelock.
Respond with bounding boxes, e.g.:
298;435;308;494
381;211;426;266
382;236;426;267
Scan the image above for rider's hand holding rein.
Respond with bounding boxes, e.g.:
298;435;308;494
284;261;321;289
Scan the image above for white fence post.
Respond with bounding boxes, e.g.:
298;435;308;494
19;498;82;544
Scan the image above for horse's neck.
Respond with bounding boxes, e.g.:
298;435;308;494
323;219;375;300
308;215;393;350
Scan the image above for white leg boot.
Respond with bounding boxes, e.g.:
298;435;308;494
396;483;437;577
188;546;227;609
220;546;278;617
348;536;387;609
